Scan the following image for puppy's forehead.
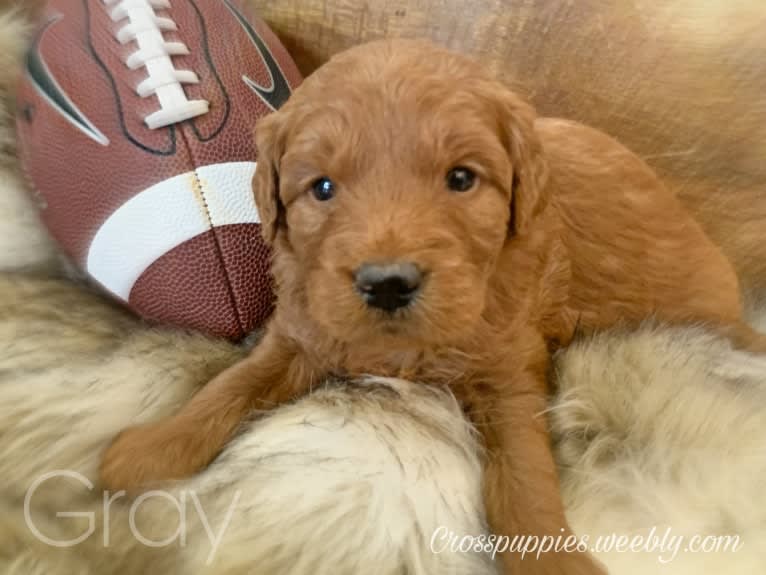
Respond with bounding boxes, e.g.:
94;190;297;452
283;43;505;165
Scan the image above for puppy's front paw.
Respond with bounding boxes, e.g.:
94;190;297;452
99;420;209;492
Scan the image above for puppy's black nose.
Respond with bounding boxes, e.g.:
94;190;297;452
354;262;422;312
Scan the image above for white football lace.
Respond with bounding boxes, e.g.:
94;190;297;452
104;0;209;129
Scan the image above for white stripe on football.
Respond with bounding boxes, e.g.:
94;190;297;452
86;161;259;300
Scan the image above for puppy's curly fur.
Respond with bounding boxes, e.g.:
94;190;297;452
101;39;762;574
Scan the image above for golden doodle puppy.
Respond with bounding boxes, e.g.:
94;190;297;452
101;39;762;574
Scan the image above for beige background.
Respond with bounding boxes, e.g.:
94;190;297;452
251;0;765;205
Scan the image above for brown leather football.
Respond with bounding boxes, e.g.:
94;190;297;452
16;0;302;340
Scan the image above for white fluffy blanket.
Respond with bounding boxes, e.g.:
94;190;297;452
1;9;765;575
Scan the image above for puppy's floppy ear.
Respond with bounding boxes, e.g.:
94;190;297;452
253;112;286;245
498;89;549;235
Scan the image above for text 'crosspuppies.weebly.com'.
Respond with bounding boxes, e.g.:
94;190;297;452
430;525;743;564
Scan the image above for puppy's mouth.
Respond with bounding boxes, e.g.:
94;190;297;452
370;307;418;330
350;277;430;345
358;286;424;338
308;261;481;347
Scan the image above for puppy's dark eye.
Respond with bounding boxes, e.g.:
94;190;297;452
311;177;336;201
446;167;477;192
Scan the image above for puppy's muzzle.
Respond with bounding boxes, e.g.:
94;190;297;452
354;262;422;313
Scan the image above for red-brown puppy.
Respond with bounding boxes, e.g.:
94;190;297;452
101;39;759;574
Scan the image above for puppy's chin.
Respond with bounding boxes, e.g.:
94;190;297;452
314;310;482;351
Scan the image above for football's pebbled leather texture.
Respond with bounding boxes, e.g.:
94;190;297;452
16;0;302;340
